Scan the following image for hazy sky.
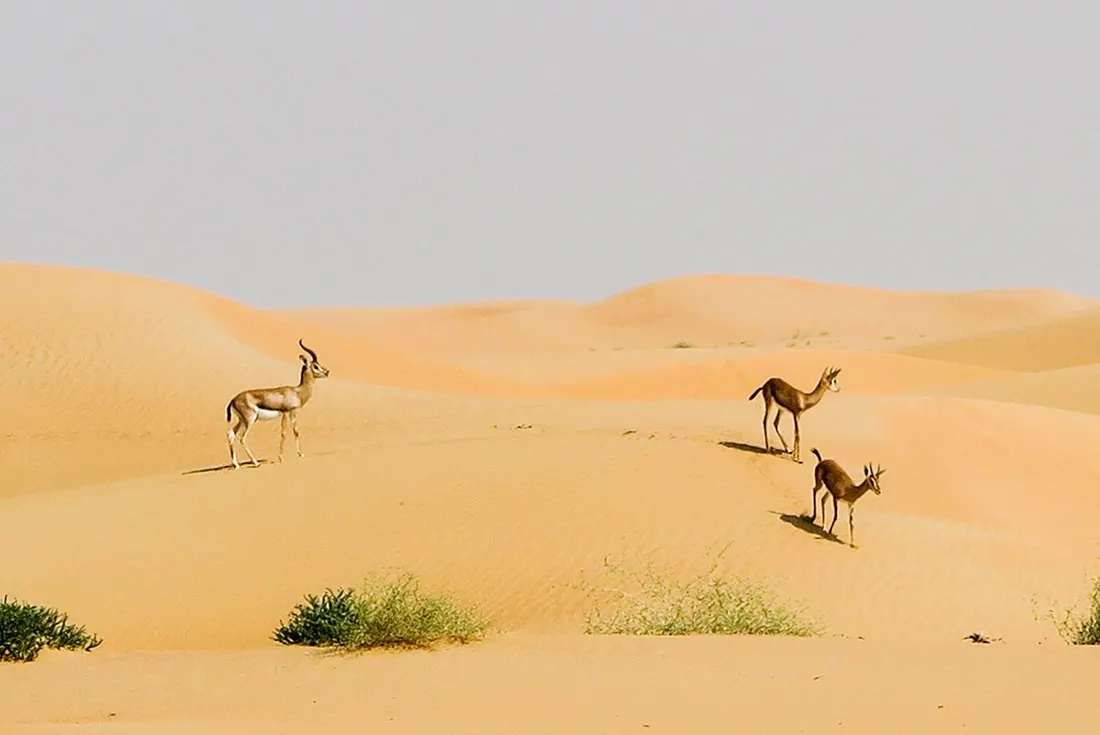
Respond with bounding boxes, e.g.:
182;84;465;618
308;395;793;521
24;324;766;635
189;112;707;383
2;2;1097;308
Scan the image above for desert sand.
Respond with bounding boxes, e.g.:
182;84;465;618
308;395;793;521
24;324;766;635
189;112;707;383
4;263;1100;733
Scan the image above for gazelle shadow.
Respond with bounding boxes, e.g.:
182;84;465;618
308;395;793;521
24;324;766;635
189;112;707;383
718;440;798;460
772;511;846;545
182;459;273;476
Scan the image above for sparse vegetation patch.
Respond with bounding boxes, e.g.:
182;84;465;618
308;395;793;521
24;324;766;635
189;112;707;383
273;572;491;651
0;596;102;663
1052;575;1100;645
579;546;822;637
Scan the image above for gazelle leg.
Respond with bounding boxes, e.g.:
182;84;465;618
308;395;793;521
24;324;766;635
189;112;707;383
238;418;260;467
828;495;839;536
792;414;802;462
278;414;288;463
849;505;856;548
761;398;771;452
809;480;822;523
291;411;303;457
228;411;248;469
228;425;240;469
773;409;790;454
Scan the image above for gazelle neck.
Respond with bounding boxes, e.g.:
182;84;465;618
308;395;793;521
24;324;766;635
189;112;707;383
850;480;874;501
803;379;829;408
296;365;316;404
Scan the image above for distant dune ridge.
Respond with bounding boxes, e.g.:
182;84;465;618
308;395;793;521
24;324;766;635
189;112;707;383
4;262;1100;732
280;273;1098;357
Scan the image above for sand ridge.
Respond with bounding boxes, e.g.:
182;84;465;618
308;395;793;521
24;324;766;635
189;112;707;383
3;263;1100;733
901;307;1100;371
281;273;1098;356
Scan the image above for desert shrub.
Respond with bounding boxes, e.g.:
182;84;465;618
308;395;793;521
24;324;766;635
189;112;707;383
580;546;822;637
0;596;103;663
273;572;490;650
1053;575;1100;645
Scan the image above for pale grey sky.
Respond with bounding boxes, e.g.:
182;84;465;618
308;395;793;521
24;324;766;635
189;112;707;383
1;2;1097;308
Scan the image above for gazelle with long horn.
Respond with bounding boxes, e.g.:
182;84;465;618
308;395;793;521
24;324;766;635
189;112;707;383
225;339;330;469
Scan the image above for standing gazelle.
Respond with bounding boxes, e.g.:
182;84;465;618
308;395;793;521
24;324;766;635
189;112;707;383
225;339;330;469
747;366;841;462
808;448;884;548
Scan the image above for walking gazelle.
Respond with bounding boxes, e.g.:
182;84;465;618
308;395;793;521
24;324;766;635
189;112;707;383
808;448;885;548
748;366;841;463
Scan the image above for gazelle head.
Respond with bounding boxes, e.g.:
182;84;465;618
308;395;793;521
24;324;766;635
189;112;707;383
298;339;330;380
863;463;885;494
821;366;842;393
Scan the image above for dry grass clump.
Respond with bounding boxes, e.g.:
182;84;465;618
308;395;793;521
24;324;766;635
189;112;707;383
579;545;822;637
273;572;490;651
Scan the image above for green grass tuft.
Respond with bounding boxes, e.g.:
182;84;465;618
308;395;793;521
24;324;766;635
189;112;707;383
273;572;491;651
0;596;103;663
579;545;822;637
1052;576;1100;645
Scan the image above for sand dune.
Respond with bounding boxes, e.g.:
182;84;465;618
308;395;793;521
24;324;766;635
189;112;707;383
930;362;1100;415
523;349;1018;400
4;263;1100;733
451;346;1018;392
901;307;1100;371
282;273;1098;356
7;637;1100;734
0;264;522;496
1;391;1097;652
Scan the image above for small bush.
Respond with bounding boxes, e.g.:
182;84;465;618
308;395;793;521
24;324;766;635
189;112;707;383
1053;576;1100;645
273;572;491;651
580;546;822;637
0;596;103;663
671;341;695;349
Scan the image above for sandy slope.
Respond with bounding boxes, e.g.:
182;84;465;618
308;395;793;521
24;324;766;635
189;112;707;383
900;307;1100;371
7;636;1100;734
3;263;1100;733
478;348;1020;400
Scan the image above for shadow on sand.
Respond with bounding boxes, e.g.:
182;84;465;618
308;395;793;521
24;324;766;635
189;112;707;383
182;459;273;476
718;440;801;462
772;511;846;546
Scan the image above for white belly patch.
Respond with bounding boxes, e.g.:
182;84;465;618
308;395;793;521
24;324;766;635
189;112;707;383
254;407;283;421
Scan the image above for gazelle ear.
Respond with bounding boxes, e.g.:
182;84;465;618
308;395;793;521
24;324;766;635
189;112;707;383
864;464;870;476
299;354;309;365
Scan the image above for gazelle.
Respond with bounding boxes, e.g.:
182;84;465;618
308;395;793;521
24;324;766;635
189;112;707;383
747;366;841;462
225;339;330;469
808;448;884;548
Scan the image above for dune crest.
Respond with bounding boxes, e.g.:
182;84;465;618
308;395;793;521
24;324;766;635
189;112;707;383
902;307;1100;372
284;273;1098;357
